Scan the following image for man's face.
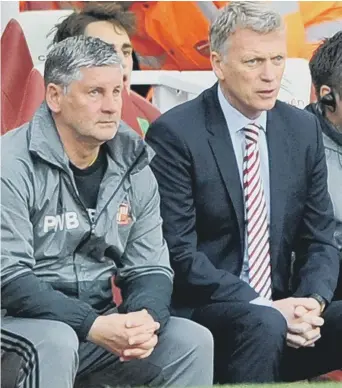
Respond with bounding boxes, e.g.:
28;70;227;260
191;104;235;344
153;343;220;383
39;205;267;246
57;65;123;143
211;28;287;119
85;21;133;91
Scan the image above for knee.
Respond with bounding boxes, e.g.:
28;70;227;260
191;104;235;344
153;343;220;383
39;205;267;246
183;319;214;354
247;306;287;344
167;317;214;358
37;320;79;357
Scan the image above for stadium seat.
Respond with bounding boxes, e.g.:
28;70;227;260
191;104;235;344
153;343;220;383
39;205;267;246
1;19;32;133
16;9;72;65
122;89;161;137
1;19;33;94
323;370;342;381
1;19;44;134
19;68;45;121
1;67;45;134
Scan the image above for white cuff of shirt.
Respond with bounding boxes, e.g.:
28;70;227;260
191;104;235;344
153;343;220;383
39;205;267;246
250;297;273;307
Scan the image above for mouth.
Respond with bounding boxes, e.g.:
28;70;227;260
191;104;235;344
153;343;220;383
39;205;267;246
257;89;276;98
257;89;276;95
98;121;116;125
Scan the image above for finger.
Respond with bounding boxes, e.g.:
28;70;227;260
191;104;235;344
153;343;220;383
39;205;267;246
124;335;158;355
291;298;320;310
136;335;158;350
128;332;155;346
125;311;158;329
125;310;150;328
128;322;159;332
294;305;308;318
286;333;306;348
286;342;300;349
304;334;321;347
137;347;154;359
123;345;156;358
125;310;157;328
287;322;312;334
120;355;136;362
126;323;160;338
120;347;154;362
302;327;320;341
300;314;324;327
122;348;146;358
127;309;148;318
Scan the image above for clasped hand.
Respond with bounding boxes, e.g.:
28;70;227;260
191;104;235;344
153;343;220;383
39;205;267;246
272;297;324;349
88;309;160;361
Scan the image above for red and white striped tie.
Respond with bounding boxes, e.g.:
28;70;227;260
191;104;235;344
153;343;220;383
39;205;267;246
243;123;272;300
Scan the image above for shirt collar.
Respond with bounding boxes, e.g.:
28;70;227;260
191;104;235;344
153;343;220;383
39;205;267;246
218;84;267;134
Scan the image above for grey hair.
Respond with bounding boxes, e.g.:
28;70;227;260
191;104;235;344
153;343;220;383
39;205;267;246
209;1;284;56
44;35;122;88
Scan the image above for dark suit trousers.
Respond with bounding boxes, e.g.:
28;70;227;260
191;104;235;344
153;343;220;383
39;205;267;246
192;300;342;383
334;259;342;300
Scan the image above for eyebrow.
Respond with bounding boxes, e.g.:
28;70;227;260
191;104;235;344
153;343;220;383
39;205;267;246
121;43;133;50
243;52;285;60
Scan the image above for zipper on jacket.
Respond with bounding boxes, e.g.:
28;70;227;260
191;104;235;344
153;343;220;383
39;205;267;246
63;171;94;235
60;143;146;238
93;146;146;226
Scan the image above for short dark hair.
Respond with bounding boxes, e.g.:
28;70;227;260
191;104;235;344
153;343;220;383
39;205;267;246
309;31;342;98
51;2;136;44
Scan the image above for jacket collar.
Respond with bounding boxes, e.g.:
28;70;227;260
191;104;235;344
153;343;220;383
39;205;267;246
28;102;154;174
217;83;267;134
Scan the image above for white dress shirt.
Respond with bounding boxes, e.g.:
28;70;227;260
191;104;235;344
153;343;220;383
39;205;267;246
217;85;272;306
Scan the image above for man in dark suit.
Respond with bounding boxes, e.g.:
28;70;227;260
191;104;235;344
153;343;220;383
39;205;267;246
146;1;342;384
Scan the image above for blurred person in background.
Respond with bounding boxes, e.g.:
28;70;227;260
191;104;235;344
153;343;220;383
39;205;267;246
127;1;308;70
20;1;342;66
306;31;342;301
300;1;342;60
51;2;160;136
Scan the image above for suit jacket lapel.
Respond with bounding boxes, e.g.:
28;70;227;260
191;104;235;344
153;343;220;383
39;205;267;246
204;84;245;256
266;104;290;270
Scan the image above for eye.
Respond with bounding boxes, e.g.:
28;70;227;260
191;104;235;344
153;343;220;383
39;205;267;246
113;88;121;96
273;55;284;64
89;89;100;97
123;50;132;57
245;58;263;66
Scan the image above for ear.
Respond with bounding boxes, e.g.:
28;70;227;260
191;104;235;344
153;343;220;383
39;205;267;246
45;83;65;113
210;51;225;81
319;84;331;99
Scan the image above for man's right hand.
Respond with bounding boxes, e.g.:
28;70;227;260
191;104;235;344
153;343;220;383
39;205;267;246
272;297;324;348
87;309;159;359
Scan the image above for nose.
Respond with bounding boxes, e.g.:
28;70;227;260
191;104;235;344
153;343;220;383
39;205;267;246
260;61;277;82
101;93;122;114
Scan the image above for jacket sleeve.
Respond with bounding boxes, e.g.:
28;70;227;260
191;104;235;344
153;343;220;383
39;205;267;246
1;166;98;341
146;119;259;306
292;117;340;303
116;165;173;331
